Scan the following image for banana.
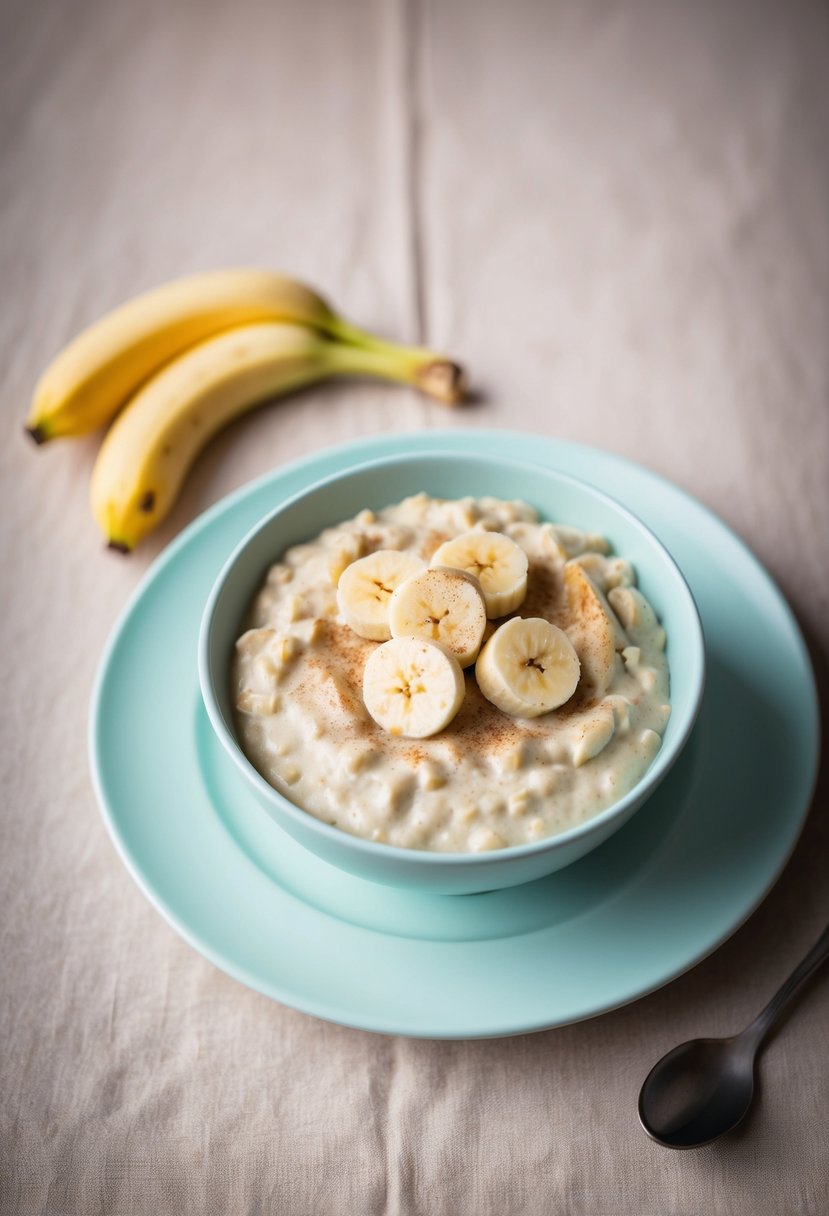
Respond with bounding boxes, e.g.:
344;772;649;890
559;562;627;696
90;324;450;552
475;617;580;718
336;549;426;640
388;566;487;667
27;268;465;441
607;585;662;646
362;637;465;738
430;530;528;617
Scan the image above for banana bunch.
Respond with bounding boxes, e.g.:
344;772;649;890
26;269;466;551
338;531;582;738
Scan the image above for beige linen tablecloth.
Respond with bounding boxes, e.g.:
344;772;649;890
2;1;828;1212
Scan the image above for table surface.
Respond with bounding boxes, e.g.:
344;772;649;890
2;1;828;1213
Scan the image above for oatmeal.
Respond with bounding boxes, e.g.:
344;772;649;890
231;495;671;852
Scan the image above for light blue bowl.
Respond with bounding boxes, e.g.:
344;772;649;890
199;452;705;895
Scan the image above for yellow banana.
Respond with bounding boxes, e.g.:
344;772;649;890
28;268;464;441
90;321;459;551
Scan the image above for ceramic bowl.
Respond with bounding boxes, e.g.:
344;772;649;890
199;451;705;894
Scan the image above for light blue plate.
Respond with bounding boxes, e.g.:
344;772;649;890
89;430;819;1038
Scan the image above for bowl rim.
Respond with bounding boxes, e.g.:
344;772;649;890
198;449;706;867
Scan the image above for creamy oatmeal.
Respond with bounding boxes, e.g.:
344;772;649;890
231;495;671;852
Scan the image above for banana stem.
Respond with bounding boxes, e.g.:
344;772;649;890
323;335;466;405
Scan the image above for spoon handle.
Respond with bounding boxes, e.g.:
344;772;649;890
743;918;829;1050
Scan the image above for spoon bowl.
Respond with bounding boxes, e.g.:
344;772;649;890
638;1036;756;1148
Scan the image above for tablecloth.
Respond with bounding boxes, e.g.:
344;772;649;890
2;0;828;1212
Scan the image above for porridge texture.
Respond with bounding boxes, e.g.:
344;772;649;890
231;494;671;852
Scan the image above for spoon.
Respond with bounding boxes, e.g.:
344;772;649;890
638;918;829;1148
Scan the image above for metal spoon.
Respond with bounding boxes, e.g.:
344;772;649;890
638;918;829;1148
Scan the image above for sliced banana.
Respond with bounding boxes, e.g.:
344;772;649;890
388;566;487;667
607;585;662;645
559;562;626;696
475;617;580;718
336;549;425;640
430;530;528;617
362;637;465;738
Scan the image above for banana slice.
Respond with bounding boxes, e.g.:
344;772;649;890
560;562;626;696
362;637;465;738
475;617;580;718
430;530;528;617
607;585;661;645
388;566;487;667
336;550;425;640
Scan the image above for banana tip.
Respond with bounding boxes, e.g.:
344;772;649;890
418;360;467;406
25;425;47;445
107;539;132;555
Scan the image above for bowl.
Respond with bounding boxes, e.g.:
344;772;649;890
199;451;705;895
